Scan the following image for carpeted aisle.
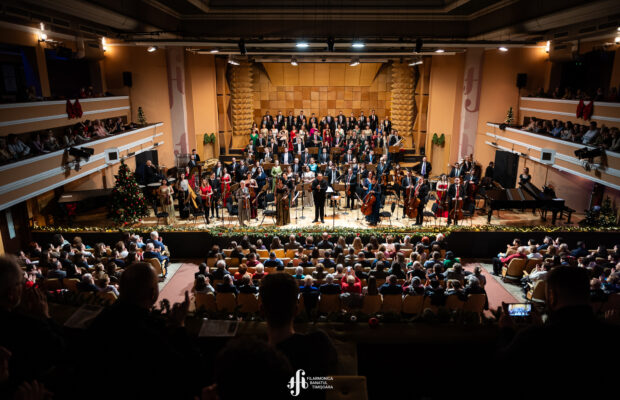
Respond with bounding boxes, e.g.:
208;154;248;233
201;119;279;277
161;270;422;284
464;263;519;311
157;263;198;306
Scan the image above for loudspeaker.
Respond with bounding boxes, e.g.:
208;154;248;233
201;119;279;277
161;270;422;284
493;150;519;189
539;148;556;164
123;71;133;87
516;73;527;89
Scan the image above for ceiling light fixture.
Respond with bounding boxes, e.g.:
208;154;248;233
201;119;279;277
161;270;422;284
147;46;158;52
291;58;298;66
210;49;219;53
499;46;508;52
228;55;239;65
296;41;309;48
545;40;551;53
615;36;620;44
349;58;360;66
435;49;445;53
38;23;47;42
101;37;107;52
409;60;423;66
352;41;365;48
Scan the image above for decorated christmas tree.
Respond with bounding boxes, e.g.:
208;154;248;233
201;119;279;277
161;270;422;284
505;107;514;125
580;196;618;227
109;160;149;225
137;107;147;125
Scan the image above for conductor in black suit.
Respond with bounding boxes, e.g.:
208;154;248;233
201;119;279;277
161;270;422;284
312;173;328;223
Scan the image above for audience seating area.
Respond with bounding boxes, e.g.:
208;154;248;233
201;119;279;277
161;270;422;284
522;116;619;150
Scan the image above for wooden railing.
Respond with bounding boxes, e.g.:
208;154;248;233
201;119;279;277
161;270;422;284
519;97;620;129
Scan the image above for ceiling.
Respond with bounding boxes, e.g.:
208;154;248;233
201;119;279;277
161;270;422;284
2;0;619;58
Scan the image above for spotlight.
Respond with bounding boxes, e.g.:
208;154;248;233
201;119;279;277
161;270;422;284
352;41;365;48
296;41;309;48
575;147;603;159
349;58;360;66
545;40;550;53
228;57;240;66
415;38;423;53
210;49;219;53
499;46;508;52
101;37;107;52
326;37;335;52
147;46;158;52
68;147;95;161
238;39;247;55
38;32;47;42
435;49;445;53
408;57;423;66
615;36;620;44
291;58;298;66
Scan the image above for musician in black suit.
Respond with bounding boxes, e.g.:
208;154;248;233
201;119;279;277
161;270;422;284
446;177;465;226
191;148;201;163
342;149;354;164
358;112;367;130
286;111;294;130
280;149;294;165
414;156;432;179
187;153;199;169
369;110;379;132
344;168;357;209
228;157;239;181
366;176;382;226
309;113;318;130
208;172;221;219
318;148;330;164
347;113;357;131
325;162;339;186
325;114;336;132
381;118;392;134
275;111;285;130
337;111;346;129
237;160;248;183
143;160;161;184
263;111;274;128
298;111;307;130
449;162;464;178
292;137;304;156
311;173;328;223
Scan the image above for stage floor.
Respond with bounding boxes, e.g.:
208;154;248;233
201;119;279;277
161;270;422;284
130;200;583;230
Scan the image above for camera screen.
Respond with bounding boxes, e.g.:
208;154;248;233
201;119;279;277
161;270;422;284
508;303;532;317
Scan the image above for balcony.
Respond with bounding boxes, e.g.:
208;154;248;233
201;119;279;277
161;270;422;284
0;123;164;211
519;97;620;129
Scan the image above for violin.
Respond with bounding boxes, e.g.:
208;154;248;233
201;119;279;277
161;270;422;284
361;191;376;216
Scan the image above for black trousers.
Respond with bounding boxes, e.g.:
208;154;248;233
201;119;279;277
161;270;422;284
415;204;425;224
314;195;325;221
346;194;356;209
210;197;219;218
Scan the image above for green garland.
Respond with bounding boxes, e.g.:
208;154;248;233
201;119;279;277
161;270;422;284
432;133;445;146
32;224;619;237
203;132;216;145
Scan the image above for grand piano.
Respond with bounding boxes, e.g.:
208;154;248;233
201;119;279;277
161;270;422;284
484;183;571;224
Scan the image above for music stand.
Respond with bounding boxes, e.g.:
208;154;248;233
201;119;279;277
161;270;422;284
292;191;301;224
333;183;347;215
329;190;339;229
296;183;306;220
308;147;319;155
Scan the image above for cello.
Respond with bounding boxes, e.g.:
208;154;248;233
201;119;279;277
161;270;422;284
405;180;421;219
448;182;464;222
361;191;376;216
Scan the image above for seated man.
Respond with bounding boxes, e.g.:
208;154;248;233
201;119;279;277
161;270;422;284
76;273;100;293
211;260;230;281
216;275;239;294
263;252;284;269
147;231;166;252
319;274;341;294
143;243;168;267
379;275;403;295
238;275;259;294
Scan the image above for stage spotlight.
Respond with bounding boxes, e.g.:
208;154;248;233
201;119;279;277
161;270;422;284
326;37;335;52
238;39;247;55
228;57;240;66
435;48;445;53
349;58;360;66
499;46;508;52
415;38;423;53
408;58;423;66
68;147;94;161
615;36;620;44
291;58;298;66
545;40;550;53
575;147;603;159
147;46;158;52
210;49;219;53
296;41;309;48
352;41;365;48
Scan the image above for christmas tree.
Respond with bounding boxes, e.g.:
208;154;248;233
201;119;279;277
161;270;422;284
137;107;147;125
109;160;149;225
580;196;618;227
505;107;514;125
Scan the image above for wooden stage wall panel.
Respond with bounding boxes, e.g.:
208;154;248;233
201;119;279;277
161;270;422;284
253;63;391;124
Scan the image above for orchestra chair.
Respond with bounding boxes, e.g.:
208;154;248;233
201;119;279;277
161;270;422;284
225;257;241;268
285;249;297;258
144;258;167;279
361;295;381;314
318;294;341;314
527;280;546;303
257;249;270;259
402;295;424;315
445;295;465;311
195;292;217;312
378;202;396;227
190;205;206;225
380;294;403;313
523;258;541;275
422;210;437;226
460;208;474;226
155;211;169;225
63;278;80;292
273;249;285;259
502;258;526;283
216;292;237;312
237;293;259;313
326;376;368;400
97;291;118;305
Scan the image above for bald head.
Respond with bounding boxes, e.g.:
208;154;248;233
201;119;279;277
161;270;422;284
119;262;159;309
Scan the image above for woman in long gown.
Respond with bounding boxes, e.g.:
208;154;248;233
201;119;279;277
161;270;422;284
302;165;315;207
271;160;282;191
221;168;231;207
158;179;176;225
275;177;290;226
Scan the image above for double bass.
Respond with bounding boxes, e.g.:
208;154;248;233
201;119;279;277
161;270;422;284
405;181;421;219
449;185;464;222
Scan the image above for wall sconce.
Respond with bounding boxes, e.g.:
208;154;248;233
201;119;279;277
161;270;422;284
38;23;48;43
101;37;108;52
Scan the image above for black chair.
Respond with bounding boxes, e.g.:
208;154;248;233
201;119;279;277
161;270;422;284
379;202;396;227
155;211;169;224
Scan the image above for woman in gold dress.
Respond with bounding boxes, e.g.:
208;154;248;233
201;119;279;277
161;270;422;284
157;178;176;225
275;177;290;226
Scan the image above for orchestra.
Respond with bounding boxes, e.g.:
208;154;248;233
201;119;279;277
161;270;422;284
134;110;496;228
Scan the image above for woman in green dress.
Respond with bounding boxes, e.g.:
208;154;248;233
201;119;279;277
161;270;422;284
271;159;282;191
249;128;259;147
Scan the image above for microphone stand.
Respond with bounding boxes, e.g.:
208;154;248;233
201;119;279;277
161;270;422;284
293;191;300;224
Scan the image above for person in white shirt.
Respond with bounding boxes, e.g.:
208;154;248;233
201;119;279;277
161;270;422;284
7;134;30;158
582;121;599;145
527;245;542;260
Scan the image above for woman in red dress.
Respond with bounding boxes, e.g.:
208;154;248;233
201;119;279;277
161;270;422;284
221;168;231;207
199;178;212;203
323;129;333;148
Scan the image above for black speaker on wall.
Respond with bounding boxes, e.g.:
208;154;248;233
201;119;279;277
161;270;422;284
516;73;528;89
123;71;133;87
493;150;519;189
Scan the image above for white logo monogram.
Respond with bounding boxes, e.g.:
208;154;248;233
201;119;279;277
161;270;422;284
288;369;309;397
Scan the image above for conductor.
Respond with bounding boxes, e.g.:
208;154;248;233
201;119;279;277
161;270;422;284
312;173;328;223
